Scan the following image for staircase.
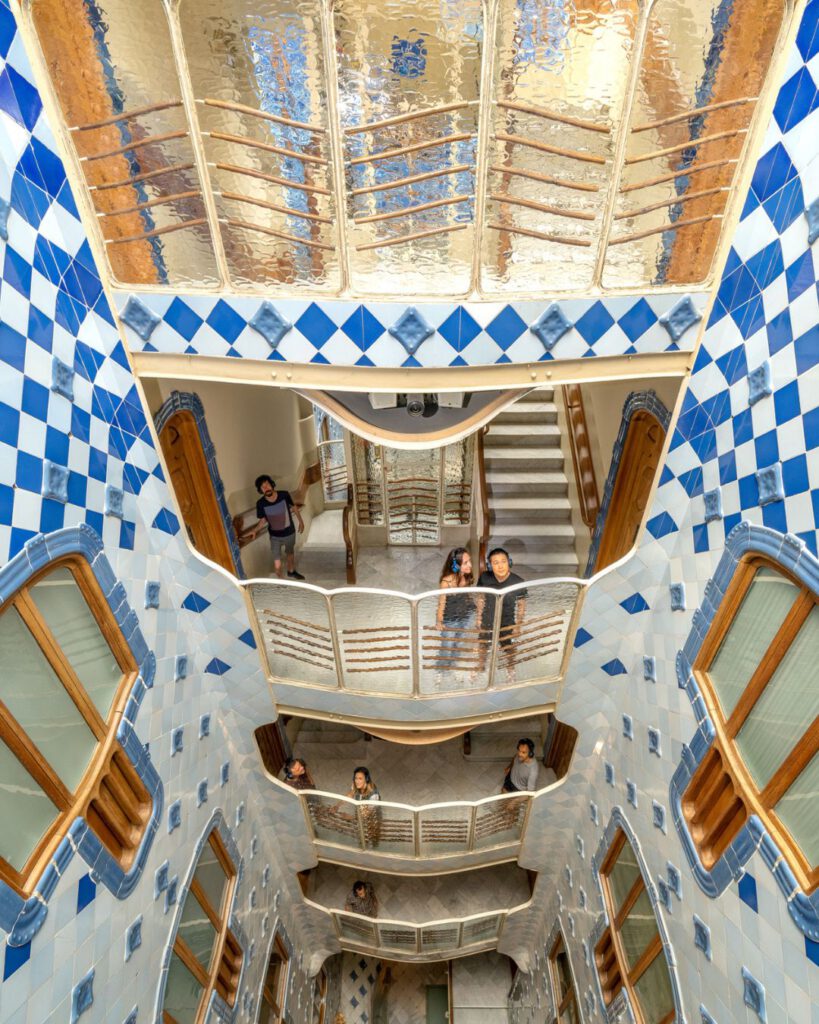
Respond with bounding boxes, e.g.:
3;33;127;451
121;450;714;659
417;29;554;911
483;389;579;578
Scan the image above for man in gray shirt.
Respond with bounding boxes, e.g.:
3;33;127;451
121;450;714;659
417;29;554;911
502;738;540;793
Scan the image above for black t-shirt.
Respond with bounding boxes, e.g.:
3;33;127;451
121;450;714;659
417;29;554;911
256;490;295;537
477;570;527;630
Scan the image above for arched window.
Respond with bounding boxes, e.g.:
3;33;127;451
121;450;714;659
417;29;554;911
0;557;149;897
595;830;676;1024
162;828;243;1021
682;556;819;892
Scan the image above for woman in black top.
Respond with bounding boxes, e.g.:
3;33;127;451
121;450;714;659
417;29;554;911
435;547;476;671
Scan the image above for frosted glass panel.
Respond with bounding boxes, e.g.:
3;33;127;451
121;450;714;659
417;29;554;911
31;0;218;287
618;889;657;970
708;569;796;719
607;840;640;914
483;0;639;292
31;568;123;719
335;0;482;295
178;892;219;972
604;0;788;288
0;739;59;873
0;607;98;793
737;605;819;789
193;840;229;916
163;952;205;1023
632;951;675;1024
776;751;819;867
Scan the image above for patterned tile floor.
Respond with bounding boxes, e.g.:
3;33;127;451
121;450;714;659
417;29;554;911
293;722;556;804
309;862;532;921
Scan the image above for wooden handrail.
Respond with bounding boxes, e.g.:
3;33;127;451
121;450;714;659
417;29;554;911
342;483;357;585
476;426;491;570
561;385;599;533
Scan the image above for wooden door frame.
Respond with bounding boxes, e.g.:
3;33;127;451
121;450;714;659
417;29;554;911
154;391;244;577
585;391;671;576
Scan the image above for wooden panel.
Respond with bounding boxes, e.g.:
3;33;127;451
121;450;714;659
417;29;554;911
596;411;665;571
159;410;235;572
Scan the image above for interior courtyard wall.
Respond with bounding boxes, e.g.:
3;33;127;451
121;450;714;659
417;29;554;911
508;2;819;1020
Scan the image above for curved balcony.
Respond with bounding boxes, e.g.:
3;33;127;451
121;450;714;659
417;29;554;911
303;861;532;962
302;790;531;866
244;577;586;726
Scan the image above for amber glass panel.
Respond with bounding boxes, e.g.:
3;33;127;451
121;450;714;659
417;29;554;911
482;0;639;293
606;839;641;914
335;0;482;295
179;0;340;290
31;0;218;287
604;0;788;287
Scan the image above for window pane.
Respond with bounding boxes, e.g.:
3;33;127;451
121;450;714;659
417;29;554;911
736;605;819;789
0;606;98;792
31;568;123;719
775;750;819;868
632;950;675;1024
554;948;572;999
708;568;796;718
0;738;59;872
163;951;205;1023
193;839;229;919
606;840;641;914
178;890;219;973
618;888;658;970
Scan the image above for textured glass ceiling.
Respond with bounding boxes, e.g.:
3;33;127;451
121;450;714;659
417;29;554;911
30;0;791;297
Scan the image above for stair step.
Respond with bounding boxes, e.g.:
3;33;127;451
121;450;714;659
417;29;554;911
495;403;558;423
487;472;568;496
517;389;554;402
510;522;576;538
491;496;572;518
485;447;564;464
487;422;561;442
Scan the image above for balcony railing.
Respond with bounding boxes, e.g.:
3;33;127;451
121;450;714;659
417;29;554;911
245;577;584;696
301;790;532;858
318;438;349;503
307;903;526;959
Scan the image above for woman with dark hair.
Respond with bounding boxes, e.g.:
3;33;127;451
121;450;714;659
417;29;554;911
348;766;381;848
282;757;315;791
435;547;477;672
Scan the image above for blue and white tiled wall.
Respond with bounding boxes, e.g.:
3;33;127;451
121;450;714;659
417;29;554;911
0;3;327;1022
509;2;819;1022
116;291;706;368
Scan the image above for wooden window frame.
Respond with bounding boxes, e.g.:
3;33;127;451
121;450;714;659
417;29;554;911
595;829;675;1024
686;554;819;894
261;933;290;1022
0;555;146;897
163;829;242;1024
548;931;579;1023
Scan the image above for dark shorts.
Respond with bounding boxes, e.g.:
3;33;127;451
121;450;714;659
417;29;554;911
269;532;296;557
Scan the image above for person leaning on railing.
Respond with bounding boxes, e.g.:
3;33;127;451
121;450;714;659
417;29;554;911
344;879;378;918
348;766;381;848
282;756;315;791
501;738;540;794
476;547;528;677
435;547;477;671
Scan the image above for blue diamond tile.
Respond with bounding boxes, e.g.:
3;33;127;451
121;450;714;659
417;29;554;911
574;301;615;345
3;940;31;981
206;299;245;343
341;306;385;350
181;591;211;613
486;305;527;348
164;297;203;341
751;142;797;203
773;66;819;134
795;324;819;375
388;307;434;355
530;303;573;351
738;872;758;913
152;507;180;535
249;301;293;349
239;629;257;648
618;298;656;341
762;176;804;234
806;935;819;967
659;295;702;341
296;302;337;348
807;196;819;246
205;657;230;675
574;627;593;647
601;658;627;677
646;512;677;539
620;593;649;614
